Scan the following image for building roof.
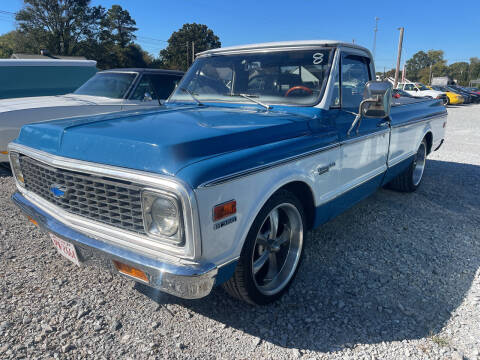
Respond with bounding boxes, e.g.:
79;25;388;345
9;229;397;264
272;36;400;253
0;59;97;67
197;40;372;57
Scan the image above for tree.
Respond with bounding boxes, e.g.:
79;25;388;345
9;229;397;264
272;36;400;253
405;50;445;82
448;62;469;85
160;23;221;70
469;57;480;83
101;5;137;48
15;0;105;56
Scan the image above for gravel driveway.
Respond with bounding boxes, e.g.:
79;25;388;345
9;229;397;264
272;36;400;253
1;104;479;359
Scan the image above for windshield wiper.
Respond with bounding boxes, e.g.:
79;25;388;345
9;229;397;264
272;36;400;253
228;93;271;110
180;87;203;106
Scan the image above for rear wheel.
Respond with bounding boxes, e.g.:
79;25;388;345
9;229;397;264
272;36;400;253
223;190;305;305
388;138;427;192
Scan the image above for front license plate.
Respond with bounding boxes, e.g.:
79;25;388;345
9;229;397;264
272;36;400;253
50;233;80;266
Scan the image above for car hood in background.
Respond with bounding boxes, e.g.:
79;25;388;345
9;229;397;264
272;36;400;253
0;94;124;113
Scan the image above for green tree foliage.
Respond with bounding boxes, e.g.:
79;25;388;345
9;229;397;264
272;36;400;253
16;0;105;56
101;5;138;48
448;62;469;85
7;1;150;69
405;50;446;82
160;23;221;70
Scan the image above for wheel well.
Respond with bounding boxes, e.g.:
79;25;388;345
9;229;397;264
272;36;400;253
425;132;433;154
277;181;315;230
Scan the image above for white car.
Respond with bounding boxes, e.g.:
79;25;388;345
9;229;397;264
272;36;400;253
0;68;183;162
397;82;447;104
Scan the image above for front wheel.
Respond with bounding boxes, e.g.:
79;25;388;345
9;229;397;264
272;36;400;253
388;138;427;192
223;190;305;305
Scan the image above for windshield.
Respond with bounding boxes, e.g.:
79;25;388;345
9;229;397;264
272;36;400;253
74;72;136;98
169;49;333;106
416;83;430;91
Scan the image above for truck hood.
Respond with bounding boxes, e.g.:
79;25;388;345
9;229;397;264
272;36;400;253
0;94;122;113
14;105;313;176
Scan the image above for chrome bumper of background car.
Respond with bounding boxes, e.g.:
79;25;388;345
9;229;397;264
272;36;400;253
12;191;218;299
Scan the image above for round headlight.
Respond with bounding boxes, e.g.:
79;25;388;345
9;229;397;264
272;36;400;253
150;197;179;237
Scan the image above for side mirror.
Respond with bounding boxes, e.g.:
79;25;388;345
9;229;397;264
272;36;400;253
347;81;392;136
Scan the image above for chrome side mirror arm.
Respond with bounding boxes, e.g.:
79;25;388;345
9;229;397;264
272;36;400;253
346;98;376;136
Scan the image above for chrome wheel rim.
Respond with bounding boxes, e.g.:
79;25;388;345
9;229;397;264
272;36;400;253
412;142;426;186
251;203;303;296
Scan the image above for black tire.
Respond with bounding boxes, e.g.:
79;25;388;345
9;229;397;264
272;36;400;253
223;190;306;305
388;138;427;192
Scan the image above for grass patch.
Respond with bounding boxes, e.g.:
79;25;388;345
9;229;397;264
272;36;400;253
430;334;449;347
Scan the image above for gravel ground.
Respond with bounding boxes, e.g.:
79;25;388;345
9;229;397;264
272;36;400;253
1;104;479;359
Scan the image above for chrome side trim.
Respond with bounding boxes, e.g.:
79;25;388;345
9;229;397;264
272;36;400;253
391;112;447;129
343;128;390;145
7;143;201;260
200;142;341;187
317;164;387;205
388;151;415;167
201;129;390;188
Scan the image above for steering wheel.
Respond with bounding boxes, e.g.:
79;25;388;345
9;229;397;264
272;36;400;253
285;85;313;97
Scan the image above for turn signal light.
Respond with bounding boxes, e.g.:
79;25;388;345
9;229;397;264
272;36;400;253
113;261;149;282
0;151;7;155
213;200;236;221
27;216;38;226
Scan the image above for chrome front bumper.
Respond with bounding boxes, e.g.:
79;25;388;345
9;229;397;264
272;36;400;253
12;192;218;299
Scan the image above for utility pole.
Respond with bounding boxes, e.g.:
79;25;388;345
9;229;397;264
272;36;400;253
186;42;189;68
192;41;195;64
393;27;404;89
372;17;380;62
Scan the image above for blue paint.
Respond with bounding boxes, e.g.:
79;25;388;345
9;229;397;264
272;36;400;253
313;173;384;228
14;103;333;184
214;260;238;286
381;156;414;186
13;98;445;189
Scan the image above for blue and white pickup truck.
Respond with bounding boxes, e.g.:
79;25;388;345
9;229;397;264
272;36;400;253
9;41;447;305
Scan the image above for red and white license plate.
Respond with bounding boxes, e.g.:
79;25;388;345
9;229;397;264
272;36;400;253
50;233;80;266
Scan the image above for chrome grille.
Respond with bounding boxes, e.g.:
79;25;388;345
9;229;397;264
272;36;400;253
20;155;145;234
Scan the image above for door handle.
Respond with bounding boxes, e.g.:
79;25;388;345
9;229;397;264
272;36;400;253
377;120;390;127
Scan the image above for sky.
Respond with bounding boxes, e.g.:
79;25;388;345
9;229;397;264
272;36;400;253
0;0;479;71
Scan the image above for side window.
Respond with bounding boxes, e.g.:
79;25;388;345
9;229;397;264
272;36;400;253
149;74;183;100
131;74;158;101
404;84;414;91
340;55;371;112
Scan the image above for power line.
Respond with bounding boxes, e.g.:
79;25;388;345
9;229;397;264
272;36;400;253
136;36;168;43
0;10;16;16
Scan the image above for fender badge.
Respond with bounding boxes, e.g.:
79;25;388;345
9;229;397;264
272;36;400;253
214;216;237;230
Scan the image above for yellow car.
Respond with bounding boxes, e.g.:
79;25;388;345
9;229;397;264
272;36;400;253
428;85;464;104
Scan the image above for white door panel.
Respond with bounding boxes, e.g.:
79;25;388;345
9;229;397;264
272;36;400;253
336;130;389;193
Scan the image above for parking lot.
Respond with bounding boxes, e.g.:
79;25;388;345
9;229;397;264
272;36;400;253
0;104;479;359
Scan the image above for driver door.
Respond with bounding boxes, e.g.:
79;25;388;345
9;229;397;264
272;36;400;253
330;53;390;211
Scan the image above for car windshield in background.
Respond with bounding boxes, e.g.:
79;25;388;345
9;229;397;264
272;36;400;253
74;72;136;99
416;83;430;91
169;49;333;106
